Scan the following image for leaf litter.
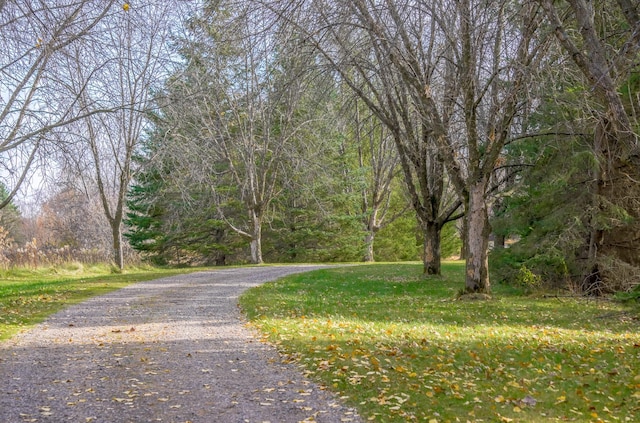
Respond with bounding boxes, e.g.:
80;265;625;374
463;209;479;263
241;263;640;422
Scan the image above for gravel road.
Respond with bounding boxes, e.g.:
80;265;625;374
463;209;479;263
0;266;362;423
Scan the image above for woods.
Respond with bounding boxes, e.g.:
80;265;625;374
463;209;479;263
0;0;638;295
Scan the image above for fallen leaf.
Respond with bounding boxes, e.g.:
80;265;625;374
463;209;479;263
520;395;537;407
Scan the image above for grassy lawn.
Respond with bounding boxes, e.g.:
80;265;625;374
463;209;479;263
0;263;198;341
240;262;640;423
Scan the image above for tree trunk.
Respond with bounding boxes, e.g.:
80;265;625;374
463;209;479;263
459;218;468;260
588;121;606;265
249;213;264;264
364;231;375;263
465;181;491;293
111;222;124;271
422;221;441;275
245;207;264;265
250;236;263;264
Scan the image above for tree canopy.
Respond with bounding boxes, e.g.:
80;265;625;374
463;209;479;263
1;0;638;294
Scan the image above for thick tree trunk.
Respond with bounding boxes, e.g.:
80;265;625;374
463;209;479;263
422;221;441;275
459;218;468;260
250;236;263;264
465;181;491;293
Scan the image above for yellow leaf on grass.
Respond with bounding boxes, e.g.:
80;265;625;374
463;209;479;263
494;395;505;403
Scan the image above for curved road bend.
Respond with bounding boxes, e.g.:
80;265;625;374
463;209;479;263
0;266;361;423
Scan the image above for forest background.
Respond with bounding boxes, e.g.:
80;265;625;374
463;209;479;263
1;0;639;296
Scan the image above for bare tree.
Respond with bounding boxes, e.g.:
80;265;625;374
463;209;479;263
264;0;463;275
37;187;111;252
349;100;408;262
0;0;117;209
430;1;546;292
156;1;312;264
539;0;638;155
264;0;546;290
58;1;184;269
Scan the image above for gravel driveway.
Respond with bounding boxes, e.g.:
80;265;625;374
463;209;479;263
0;266;362;423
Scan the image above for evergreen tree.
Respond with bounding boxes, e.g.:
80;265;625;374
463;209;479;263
124;165;168;264
125;118;241;266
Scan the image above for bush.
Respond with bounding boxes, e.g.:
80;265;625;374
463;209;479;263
514;265;542;292
614;284;640;303
490;246;570;290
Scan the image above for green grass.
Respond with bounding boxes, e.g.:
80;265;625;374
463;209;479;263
0;264;199;341
239;262;640;423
